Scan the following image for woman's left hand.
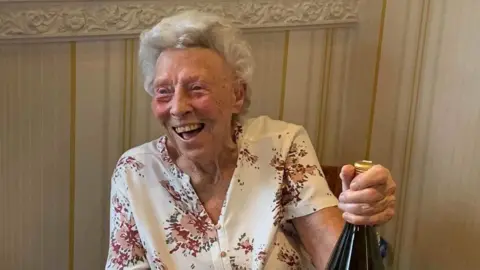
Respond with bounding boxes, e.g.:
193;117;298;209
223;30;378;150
338;164;396;225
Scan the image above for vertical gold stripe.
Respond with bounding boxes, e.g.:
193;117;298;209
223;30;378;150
278;30;290;120
68;41;77;270
315;29;333;159
364;0;388;160
394;0;431;268
121;40;129;151
128;39;135;148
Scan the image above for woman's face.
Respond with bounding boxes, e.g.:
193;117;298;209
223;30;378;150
151;47;244;162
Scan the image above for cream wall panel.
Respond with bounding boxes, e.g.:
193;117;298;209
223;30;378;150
376;0;480;268
0;43;72;270
280;0;384;166
282;30;327;151
370;0;428;266
340;0;384;164
73;40;126;270
243;31;286;119
319;29;353;165
400;1;480;268
282;29;353;165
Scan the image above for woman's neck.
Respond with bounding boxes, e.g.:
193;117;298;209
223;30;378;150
186;142;238;182
166;132;237;183
167;119;242;187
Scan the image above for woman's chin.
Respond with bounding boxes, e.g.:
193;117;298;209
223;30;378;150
167;132;220;162
176;144;214;162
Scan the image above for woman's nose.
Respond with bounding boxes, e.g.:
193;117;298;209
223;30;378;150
170;91;192;117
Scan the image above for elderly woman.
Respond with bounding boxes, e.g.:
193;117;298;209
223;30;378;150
106;10;396;270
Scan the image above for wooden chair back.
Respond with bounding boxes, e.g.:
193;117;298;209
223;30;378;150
320;165;342;198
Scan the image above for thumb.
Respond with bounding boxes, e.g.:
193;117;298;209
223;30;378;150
340;164;355;191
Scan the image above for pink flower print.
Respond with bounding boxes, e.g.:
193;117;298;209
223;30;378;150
234;233;254;254
270;141;319;225
257;250;268;264
114;215;144;259
151;251;169;270
160;180;182;202
239;239;253;253
277;246;300;268
106;193;146;268
165;210;217;257
179;214;198;236
113;196;124;214
113;156;145;184
239;147;259;166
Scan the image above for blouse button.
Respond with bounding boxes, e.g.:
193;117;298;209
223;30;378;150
220;251;227;258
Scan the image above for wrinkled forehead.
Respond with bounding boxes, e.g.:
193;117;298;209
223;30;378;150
155;47;233;77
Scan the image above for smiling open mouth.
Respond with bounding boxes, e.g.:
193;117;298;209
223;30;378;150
173;123;205;140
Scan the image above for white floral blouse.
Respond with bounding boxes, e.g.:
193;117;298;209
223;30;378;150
105;115;339;270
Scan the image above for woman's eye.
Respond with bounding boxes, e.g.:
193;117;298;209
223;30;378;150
156;88;170;95
191;85;203;91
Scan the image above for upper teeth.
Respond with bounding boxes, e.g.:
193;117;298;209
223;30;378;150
174;124;202;133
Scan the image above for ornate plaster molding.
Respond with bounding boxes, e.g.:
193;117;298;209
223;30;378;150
0;0;359;41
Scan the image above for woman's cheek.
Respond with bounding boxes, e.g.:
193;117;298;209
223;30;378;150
151;99;169;119
193;95;226;116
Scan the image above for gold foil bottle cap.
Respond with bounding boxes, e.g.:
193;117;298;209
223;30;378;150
354;160;374;174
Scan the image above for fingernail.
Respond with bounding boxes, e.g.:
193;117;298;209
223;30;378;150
361;205;371;210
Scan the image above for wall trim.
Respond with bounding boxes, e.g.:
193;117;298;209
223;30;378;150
0;0;359;42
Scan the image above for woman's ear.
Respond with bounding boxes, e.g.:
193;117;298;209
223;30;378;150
232;81;246;114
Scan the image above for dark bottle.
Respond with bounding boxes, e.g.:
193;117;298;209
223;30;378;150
326;160;385;270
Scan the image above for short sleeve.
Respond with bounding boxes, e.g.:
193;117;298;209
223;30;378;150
105;156;150;270
282;126;339;220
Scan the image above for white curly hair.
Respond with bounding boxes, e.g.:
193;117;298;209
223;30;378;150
138;10;255;115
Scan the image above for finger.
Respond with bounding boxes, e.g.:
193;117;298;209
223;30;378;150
350;164;389;191
340;164;355;191
343;207;395;226
339;188;385;204
385;175;397;196
338;197;392;216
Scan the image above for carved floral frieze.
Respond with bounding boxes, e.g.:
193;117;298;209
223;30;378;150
0;0;359;41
